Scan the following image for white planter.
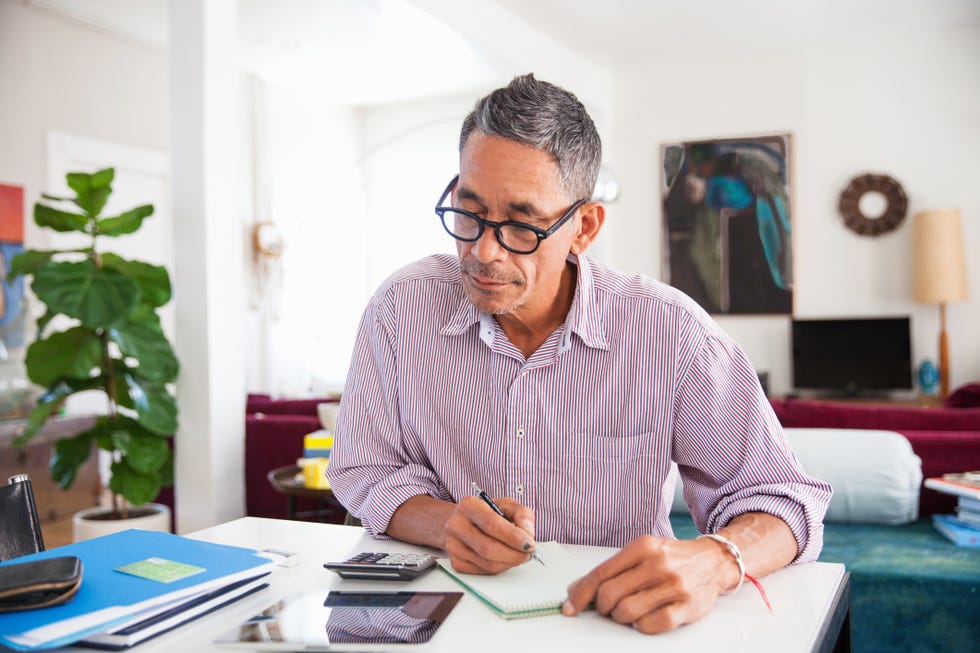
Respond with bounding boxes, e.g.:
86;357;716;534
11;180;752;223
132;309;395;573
72;503;172;542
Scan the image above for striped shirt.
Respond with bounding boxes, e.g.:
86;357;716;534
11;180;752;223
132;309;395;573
328;253;831;561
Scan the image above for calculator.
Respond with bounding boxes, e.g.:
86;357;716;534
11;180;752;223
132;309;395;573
323;552;439;580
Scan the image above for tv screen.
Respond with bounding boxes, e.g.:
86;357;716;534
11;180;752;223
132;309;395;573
791;317;913;394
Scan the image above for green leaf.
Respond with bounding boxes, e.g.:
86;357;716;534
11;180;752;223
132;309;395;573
101;254;171;307
25;327;102;386
110;320;178;383
67;168;114;217
8;250;56;279
109;420;169;474
108;459;160;506
12;381;76;446
32;260;140;328
35;310;55;336
96;204;153;237
124;373;178;435
158;452;174;488
41;193;72;202
34;203;90;233
49;427;98;489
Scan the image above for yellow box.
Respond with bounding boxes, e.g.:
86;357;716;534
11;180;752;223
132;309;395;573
304;431;334;450
299;457;331;489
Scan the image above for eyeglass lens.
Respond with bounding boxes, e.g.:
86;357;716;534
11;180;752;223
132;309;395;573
442;210;540;253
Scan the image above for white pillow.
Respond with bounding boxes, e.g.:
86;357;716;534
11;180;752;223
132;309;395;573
670;428;922;525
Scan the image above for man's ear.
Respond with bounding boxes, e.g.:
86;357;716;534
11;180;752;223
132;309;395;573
570;202;606;255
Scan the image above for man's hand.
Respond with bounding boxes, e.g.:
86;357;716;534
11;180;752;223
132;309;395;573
561;535;736;633
561;513;798;634
386;494;538;575
444;495;537;574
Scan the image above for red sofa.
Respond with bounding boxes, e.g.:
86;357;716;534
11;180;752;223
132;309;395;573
769;395;980;516
244;394;339;520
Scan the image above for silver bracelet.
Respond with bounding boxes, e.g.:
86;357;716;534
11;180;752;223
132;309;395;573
698;533;746;594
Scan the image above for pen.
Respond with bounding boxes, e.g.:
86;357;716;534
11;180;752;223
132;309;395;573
470;482;546;567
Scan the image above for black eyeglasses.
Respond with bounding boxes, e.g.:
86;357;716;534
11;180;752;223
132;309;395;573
434;175;587;255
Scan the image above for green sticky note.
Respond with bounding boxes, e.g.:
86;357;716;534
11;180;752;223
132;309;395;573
115;557;206;583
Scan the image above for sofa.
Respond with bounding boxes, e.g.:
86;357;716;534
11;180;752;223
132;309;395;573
244;394;339;520
768;395;980;515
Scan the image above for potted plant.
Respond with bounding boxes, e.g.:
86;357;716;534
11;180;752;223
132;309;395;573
9;167;179;540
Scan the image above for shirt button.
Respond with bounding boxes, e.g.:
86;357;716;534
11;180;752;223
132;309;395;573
515;484;524;494
516;428;525;437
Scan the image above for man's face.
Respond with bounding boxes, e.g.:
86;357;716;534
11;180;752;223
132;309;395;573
454;133;579;317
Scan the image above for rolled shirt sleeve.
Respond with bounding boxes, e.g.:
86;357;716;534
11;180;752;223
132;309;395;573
672;331;832;562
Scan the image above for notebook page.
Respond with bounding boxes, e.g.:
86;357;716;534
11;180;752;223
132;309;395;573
437;542;597;619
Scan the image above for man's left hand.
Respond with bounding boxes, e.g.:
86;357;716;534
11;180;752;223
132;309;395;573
561;535;738;634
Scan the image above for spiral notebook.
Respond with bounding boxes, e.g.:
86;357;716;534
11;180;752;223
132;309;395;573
437;542;597;620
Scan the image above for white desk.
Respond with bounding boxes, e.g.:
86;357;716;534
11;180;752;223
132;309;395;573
56;517;850;652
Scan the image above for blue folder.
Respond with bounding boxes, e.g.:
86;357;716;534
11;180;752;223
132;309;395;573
0;529;273;651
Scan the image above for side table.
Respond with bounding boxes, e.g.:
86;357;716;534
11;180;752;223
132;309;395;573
266;465;346;523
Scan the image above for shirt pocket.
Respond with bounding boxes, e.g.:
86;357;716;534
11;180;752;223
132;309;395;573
552;431;656;547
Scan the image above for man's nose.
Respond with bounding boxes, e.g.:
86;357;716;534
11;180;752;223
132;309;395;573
471;224;507;262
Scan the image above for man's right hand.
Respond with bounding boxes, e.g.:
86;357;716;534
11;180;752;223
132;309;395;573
444;495;537;575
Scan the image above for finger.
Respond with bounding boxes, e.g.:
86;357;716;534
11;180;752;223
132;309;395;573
564;536;662;614
451;498;531;569
631;601;688;635
494;497;535;540
460;496;535;558
605;580;682;625
591;563;674;617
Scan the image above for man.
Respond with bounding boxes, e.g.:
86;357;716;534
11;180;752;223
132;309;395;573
328;74;831;634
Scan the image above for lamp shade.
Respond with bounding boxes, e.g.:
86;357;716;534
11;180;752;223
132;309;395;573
913;208;968;304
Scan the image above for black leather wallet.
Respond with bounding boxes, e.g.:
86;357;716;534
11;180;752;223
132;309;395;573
0;556;83;612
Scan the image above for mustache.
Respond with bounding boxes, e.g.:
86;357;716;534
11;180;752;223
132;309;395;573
461;258;526;286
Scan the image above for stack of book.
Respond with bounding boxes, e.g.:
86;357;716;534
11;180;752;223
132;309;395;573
0;529;274;651
924;473;980;548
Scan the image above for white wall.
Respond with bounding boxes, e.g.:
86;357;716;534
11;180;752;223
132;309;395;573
0;1;169;246
246;81;368;396
606;20;980;395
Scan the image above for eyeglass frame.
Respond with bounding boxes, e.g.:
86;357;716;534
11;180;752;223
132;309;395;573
434;175;588;255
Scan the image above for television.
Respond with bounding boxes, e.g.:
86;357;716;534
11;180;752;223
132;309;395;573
791;317;913;395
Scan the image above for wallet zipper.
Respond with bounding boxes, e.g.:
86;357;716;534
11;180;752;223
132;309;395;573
0;578;81;608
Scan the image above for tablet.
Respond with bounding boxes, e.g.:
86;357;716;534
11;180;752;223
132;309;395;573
214;590;463;651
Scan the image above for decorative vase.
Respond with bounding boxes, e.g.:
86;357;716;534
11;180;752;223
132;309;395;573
72;503;171;542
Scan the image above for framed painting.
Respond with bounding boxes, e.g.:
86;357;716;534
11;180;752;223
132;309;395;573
660;133;793;315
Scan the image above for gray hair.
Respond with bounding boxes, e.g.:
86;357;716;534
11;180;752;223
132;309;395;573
459;74;601;202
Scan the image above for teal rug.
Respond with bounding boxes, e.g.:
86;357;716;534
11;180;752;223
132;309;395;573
670;515;980;653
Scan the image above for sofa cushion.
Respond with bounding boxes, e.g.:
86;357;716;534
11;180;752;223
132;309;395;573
945;382;980;408
671;428;922;524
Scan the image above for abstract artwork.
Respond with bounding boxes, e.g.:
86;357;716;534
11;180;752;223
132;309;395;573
0;183;27;350
661;134;793;315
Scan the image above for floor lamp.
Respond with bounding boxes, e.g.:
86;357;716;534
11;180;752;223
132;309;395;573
913;209;969;399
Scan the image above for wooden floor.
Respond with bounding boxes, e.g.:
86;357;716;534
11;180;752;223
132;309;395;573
41;513;75;549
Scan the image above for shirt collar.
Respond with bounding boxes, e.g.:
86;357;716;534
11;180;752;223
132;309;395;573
439;254;609;352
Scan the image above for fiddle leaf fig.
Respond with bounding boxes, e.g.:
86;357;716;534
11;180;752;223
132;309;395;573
32;260;141;327
96;204;154;237
66;168;113;217
102;254;171;307
25;327;102;387
13;167;179;511
50;428;98;489
108;460;161;507
110;318;179;383
34;203;89;233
